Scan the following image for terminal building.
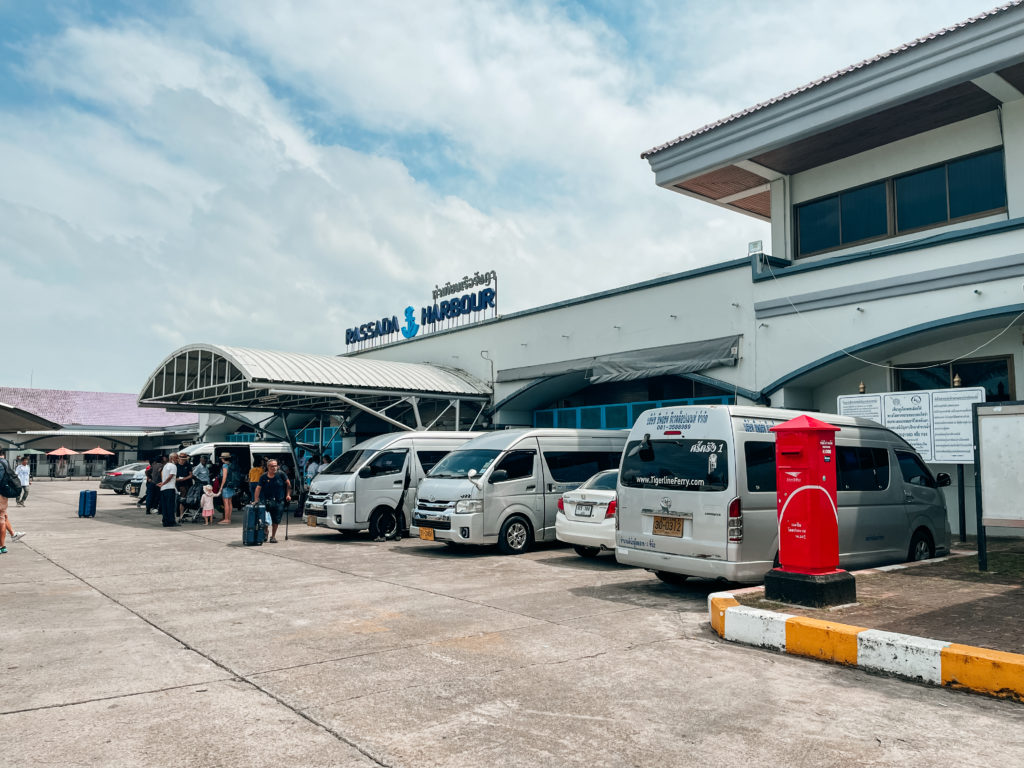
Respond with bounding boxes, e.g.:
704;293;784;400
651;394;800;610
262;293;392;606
142;4;1024;535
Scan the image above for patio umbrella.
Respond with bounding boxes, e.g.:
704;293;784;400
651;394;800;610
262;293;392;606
47;446;79;456
82;446;115;456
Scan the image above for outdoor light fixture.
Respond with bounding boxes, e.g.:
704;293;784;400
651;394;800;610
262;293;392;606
858;382;866;394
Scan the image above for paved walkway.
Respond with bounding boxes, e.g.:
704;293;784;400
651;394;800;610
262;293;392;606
6;482;1024;767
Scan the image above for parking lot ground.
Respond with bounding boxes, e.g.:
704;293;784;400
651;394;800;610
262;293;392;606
734;540;1024;656
5;481;1024;767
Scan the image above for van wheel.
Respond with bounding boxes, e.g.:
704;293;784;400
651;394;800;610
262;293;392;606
654;571;689;586
498;516;531;555
369;507;400;541
908;529;935;561
573;545;601;558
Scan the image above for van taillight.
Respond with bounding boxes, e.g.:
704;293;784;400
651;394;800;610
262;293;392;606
557;497;564;512
727;498;743;542
605;499;617;518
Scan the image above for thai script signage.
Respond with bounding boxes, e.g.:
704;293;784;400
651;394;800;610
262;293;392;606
837;387;985;463
345;270;498;349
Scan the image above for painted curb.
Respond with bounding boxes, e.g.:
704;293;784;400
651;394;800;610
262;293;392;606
708;590;1024;702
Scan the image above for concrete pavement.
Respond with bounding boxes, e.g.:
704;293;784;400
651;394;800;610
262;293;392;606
4;481;1024;767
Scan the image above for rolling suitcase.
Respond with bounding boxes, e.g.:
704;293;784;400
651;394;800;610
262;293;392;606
242;503;266;546
78;489;97;518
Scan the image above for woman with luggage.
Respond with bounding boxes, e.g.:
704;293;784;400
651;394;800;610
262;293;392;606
216;454;239;525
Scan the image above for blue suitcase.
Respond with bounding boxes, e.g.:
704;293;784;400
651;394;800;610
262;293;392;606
78;489;97;518
242;503;266;546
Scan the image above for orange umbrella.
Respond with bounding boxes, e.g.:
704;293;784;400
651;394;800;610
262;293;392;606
47;446;79;456
82;446;115;456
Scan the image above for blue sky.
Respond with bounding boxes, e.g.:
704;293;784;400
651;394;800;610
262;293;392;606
0;0;999;392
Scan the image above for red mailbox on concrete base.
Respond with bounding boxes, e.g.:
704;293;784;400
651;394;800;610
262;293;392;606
764;414;856;607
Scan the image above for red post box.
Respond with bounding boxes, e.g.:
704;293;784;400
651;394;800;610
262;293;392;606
770;415;841;575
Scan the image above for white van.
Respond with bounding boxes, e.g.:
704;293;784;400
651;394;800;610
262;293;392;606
412;428;628;554
615;405;952;584
179;442;301;489
303;431;481;538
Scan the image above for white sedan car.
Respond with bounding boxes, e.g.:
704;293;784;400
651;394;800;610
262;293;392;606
555;469;618;558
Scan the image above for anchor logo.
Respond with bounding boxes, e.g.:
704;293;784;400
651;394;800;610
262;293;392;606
401;305;420;339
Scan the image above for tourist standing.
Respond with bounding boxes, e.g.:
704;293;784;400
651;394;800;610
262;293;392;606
254;459;291;543
15;457;30;506
159;452;179;527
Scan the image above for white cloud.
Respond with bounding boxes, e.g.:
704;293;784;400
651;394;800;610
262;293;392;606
0;0;1001;391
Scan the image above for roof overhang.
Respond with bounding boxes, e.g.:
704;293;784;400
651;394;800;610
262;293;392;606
642;3;1024;220
0;402;61;432
138;344;491;432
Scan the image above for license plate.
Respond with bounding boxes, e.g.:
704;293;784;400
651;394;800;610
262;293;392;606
419;527;435;541
306;515;317;528
574;503;593;517
653;515;684;537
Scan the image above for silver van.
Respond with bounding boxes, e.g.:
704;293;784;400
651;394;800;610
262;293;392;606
303;431;480;538
413;429;628;554
615;405;951;584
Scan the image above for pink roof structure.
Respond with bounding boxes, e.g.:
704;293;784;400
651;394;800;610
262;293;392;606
0;387;196;430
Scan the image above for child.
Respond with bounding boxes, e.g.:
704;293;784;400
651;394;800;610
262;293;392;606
201;484;218;525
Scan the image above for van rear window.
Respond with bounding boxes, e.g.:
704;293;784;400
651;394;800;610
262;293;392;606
620;439;728;492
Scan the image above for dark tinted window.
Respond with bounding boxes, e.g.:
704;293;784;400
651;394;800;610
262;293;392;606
534;410;554;428
894;356;1011;403
841;182;888;243
365;449;407;477
797;196;840;255
543;451;622;483
896;452;936;488
948;148;1006;219
836;447;890;492
494;450;535;481
744;441;776;493
620;439;728;492
895;165;947;232
416;451;449;474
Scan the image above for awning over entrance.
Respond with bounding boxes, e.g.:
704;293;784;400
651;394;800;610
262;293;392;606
0;402;60;432
138;344;491;432
495;336;740;384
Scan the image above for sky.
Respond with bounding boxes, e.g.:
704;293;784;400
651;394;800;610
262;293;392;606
0;0;1003;393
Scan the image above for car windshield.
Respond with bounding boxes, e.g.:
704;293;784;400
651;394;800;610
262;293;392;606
582;471;618;491
428;449;501;478
320;450;370;475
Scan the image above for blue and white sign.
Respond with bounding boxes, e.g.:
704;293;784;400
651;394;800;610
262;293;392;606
345;270;498;348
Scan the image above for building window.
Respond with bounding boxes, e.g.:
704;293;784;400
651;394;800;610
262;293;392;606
892;355;1012;402
795;147;1006;258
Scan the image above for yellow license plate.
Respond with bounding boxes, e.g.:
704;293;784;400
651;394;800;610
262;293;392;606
306;515;317;528
419;526;435;541
652;515;684;537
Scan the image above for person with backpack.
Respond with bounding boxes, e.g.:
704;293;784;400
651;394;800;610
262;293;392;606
254;459;291;543
217;453;240;525
0;456;27;553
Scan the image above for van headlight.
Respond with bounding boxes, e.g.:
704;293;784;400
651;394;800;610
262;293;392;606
455;499;482;514
331;492;355;504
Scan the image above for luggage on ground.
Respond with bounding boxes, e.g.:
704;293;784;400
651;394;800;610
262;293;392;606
78;489;97;518
242;503;266;546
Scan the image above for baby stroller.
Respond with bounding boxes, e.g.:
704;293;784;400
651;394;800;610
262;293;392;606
179;483;204;523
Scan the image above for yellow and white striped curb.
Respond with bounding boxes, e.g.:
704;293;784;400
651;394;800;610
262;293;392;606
709;591;1024;701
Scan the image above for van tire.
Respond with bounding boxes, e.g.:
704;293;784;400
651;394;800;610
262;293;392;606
908;529;935;561
654;571;689;586
369;507;400;541
573;545;601;558
497;516;531;555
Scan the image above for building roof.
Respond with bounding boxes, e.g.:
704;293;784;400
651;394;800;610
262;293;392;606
641;1;1022;159
0;387;198;430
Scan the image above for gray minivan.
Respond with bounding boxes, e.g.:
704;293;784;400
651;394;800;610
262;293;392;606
615;405;952;584
413;429;628;554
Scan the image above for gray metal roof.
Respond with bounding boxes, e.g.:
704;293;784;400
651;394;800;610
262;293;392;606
137;344;491;431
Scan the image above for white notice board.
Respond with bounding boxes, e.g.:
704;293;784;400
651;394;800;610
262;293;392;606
976;403;1024;528
838;387;985;463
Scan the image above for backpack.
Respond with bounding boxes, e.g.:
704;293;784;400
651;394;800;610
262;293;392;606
0;459;20;498
226;463;242;490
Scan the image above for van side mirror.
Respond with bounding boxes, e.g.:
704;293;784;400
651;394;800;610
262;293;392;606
488;469;508;484
358;466;373;479
936;472;951;488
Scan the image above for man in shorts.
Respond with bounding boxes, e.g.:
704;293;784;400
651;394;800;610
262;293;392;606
254;459;291;543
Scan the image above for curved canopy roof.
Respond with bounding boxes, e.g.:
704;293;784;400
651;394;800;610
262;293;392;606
138;344;490;431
